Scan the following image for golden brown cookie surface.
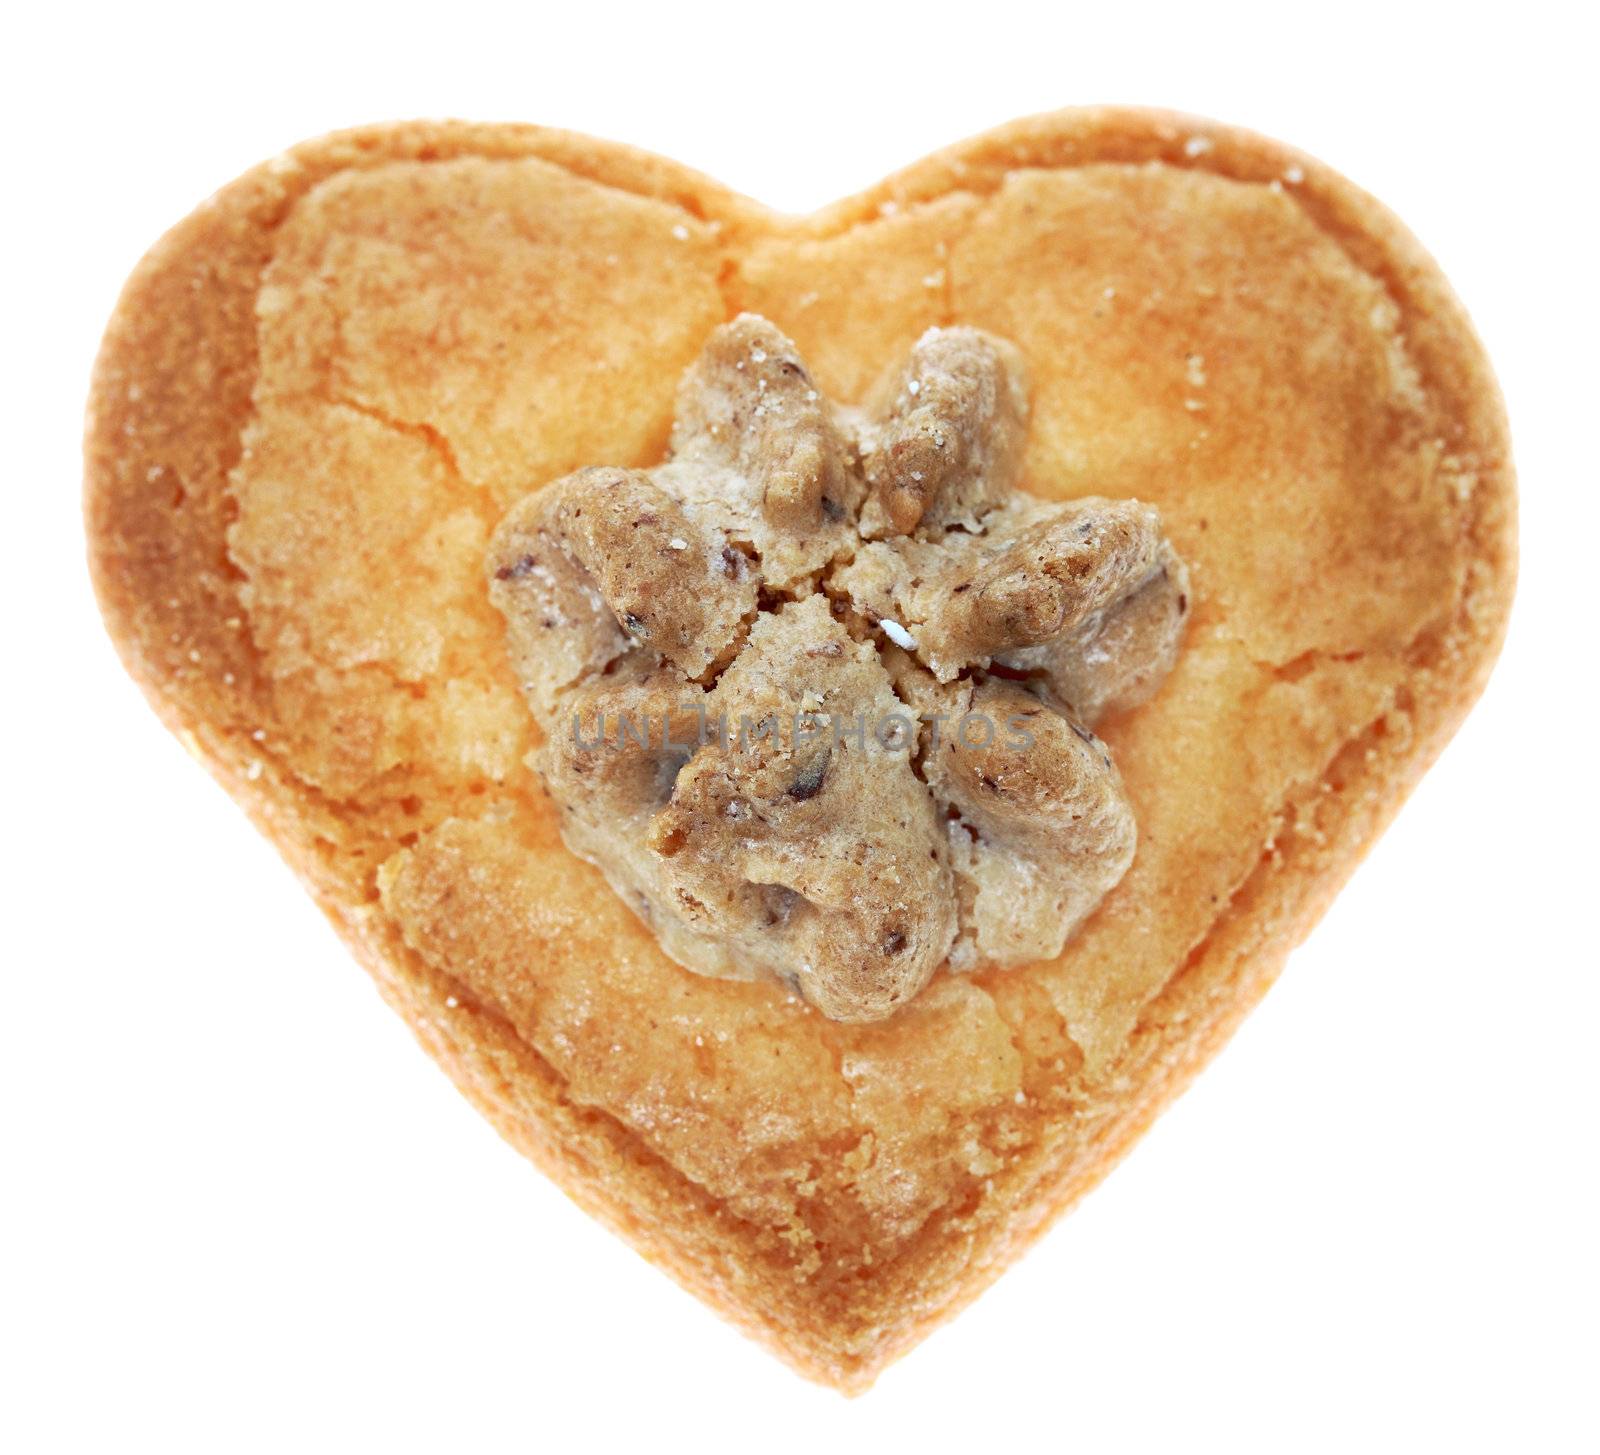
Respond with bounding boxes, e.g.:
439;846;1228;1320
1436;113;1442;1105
85;110;1514;1391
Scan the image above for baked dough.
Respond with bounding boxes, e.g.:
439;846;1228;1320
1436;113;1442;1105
84;109;1515;1391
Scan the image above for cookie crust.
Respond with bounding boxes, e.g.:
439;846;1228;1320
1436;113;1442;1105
85;110;1515;1391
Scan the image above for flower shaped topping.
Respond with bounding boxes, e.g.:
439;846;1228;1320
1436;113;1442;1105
487;315;1191;1021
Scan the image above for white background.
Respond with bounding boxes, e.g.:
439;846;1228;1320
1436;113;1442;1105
4;3;1595;1450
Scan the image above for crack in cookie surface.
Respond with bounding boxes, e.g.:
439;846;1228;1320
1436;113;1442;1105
489;314;1191;1021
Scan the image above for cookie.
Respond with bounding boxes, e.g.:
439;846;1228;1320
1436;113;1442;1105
85;109;1514;1391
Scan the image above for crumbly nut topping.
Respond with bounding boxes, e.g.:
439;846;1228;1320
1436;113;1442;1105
487;314;1191;1021
857;327;1029;538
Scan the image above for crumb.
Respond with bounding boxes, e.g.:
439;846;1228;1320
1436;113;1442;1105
880;618;917;650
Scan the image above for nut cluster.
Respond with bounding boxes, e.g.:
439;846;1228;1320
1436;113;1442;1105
488;315;1190;1022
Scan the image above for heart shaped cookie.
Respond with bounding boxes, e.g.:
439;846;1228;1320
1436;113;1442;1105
85;108;1514;1391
